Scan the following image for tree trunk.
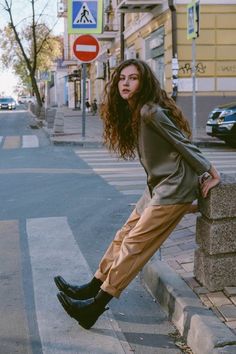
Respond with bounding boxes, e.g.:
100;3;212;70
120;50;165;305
30;72;42;113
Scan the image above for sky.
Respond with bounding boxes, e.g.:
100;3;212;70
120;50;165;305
0;70;19;97
0;0;64;97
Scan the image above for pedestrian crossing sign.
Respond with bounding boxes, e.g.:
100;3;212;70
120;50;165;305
68;0;103;34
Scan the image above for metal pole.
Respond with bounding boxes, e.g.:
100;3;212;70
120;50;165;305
192;38;196;141
120;13;125;62
82;63;87;138
74;80;77;110
44;80;48;110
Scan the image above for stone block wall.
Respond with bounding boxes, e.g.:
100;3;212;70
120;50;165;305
194;174;236;291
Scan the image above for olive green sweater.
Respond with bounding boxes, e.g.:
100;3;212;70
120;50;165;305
135;104;211;212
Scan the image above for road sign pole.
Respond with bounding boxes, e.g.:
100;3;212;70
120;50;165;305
187;0;200;141
82;63;87;138
72;34;100;138
192;38;196;141
45;81;48;111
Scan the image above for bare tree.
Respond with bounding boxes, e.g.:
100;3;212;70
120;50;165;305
0;0;61;108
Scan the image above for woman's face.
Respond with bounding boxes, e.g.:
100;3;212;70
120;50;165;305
118;64;140;105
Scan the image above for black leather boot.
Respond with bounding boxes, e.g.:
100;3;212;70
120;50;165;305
57;289;113;330
54;275;102;300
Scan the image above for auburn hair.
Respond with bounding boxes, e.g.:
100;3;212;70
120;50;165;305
100;59;191;159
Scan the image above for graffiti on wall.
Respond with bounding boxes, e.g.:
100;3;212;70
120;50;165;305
218;65;236;73
179;62;206;74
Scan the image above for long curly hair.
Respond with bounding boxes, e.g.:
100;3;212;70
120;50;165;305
100;59;191;159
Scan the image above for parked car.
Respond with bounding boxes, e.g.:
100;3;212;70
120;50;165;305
206;101;236;147
0;97;16;110
18;95;35;104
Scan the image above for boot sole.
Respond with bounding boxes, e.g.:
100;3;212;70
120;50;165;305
57;293;96;330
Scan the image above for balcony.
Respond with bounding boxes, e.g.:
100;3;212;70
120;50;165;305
117;0;162;13
96;1;119;41
96;21;119;41
57;0;67;17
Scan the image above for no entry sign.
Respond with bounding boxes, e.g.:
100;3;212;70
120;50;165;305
73;34;100;63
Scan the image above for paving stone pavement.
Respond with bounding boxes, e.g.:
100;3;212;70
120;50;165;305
40;106;236;353
164;212;236;337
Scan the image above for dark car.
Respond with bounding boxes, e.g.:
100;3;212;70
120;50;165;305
206;102;236;147
0;97;16;110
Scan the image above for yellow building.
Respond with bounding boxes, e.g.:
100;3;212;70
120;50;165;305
57;0;236;130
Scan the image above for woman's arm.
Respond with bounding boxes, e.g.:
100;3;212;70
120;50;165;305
200;165;221;198
141;105;212;175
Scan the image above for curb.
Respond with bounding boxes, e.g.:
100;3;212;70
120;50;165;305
141;255;236;354
41;126;104;147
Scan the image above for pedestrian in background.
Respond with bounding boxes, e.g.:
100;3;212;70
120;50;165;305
85;99;90;112
55;59;220;330
91;99;98;115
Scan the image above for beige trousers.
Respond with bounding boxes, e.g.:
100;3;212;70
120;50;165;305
94;203;191;298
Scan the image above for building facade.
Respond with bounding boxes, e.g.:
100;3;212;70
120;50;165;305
55;0;236;130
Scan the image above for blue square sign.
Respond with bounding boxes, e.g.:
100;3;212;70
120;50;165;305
68;0;103;34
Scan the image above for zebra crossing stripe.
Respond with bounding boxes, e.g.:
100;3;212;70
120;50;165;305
22;135;39;148
88;162;141;166
3;136;21;149
122;190;143;195
109;180;145;186
26;217;130;353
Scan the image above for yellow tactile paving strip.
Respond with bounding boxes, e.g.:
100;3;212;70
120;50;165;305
3;136;21;149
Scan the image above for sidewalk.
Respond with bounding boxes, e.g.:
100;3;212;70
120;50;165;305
46;106;104;146
44;107;236;354
44;106;226;148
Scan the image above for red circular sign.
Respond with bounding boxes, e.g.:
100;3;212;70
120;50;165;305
73;35;100;63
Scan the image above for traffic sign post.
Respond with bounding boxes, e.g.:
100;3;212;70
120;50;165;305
73;35;100;137
73;34;100;63
187;0;200;141
39;71;51;110
187;0;199;40
68;0;103;34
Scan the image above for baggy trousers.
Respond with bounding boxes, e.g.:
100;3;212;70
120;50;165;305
94;203;191;298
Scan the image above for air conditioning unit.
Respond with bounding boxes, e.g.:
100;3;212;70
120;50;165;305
96;62;105;79
109;56;117;69
58;2;64;13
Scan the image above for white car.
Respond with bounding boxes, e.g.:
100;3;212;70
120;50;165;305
18;95;35;104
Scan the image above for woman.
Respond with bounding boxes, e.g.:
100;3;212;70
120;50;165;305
55;59;220;330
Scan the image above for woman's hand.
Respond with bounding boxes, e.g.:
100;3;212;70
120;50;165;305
200;166;221;198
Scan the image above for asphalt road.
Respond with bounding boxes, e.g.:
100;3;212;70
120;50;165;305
0;109;184;354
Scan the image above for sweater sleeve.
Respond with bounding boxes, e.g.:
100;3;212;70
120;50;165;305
141;104;212;175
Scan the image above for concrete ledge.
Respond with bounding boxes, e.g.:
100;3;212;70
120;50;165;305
194;249;236;291
141;255;236;354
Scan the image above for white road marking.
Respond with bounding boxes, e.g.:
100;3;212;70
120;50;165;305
27;217;131;354
22;135;39;148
